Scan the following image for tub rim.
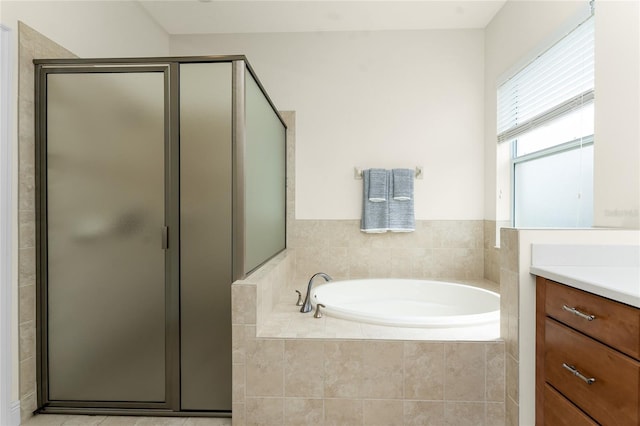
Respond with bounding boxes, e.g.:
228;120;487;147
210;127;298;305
311;278;500;328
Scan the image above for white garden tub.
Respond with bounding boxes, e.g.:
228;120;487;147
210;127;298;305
311;279;500;328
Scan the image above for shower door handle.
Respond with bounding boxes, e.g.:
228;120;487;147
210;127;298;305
161;226;169;250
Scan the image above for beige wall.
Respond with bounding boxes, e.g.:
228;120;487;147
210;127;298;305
171;29;486;221
483;0;588;226
484;0;640;231
0;1;169;58
593;0;640;228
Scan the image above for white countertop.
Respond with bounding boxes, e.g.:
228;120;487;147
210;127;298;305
531;244;640;308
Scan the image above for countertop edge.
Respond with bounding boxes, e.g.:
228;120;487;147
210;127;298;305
530;265;640;308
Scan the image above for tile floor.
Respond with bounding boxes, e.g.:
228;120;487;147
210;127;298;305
21;414;231;426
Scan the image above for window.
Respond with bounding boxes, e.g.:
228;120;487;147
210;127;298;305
497;16;594;228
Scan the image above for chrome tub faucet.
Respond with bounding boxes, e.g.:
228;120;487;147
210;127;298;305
300;272;332;313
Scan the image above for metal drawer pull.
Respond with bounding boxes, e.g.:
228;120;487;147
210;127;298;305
562;363;596;385
562;305;595;321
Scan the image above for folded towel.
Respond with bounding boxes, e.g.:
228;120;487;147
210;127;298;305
388;197;415;232
367;168;388;202
361;169;390;233
388;170;415;232
392;168;414;200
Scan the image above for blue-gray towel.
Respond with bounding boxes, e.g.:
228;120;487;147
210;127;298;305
389;170;415;232
361;169;390;233
367;168;388;202
392;168;414;200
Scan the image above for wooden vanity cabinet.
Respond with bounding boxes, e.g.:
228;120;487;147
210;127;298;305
536;277;640;426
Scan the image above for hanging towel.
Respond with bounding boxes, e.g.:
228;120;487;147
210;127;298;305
367;168;388;202
389;169;415;232
392;168;414;200
361;169;390;233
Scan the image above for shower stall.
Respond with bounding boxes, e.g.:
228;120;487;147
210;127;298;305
34;56;286;415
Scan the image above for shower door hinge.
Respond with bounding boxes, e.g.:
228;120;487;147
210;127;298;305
161;226;169;250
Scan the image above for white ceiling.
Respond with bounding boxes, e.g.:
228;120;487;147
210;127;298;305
138;1;507;35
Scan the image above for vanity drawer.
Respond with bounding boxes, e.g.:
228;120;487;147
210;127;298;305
545;318;640;426
545;279;640;359
543;383;598;426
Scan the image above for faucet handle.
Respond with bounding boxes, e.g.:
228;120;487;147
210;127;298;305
295;290;303;306
314;304;326;319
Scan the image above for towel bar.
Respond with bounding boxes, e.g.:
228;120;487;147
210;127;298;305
354;166;423;180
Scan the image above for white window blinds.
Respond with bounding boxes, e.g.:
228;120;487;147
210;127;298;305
497;16;594;143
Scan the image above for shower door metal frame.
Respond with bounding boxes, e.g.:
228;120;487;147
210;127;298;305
33;55;287;417
34;62;181;412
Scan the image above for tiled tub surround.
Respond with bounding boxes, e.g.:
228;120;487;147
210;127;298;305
232;251;506;426
290;219;486;284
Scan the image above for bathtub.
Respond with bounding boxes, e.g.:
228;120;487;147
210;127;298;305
311;279;500;328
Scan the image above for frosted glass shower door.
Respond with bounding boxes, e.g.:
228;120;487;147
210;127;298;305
244;71;286;274
45;70;168;403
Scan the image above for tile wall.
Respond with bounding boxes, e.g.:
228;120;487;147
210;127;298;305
17;23;76;422
231;251;506;426
499;229;519;426
290;219;486;284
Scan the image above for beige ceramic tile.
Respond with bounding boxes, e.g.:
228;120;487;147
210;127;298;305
363;399;403;426
19;284;36;325
300;246;350;279
232;363;246;403
232;325;246;365
324;399;362;426
500;228;519;274
61;415;108;425
361;341;403;399
506;396;519;426
21;414;68;425
444;402;485;426
499;269;517;357
317;220;353;248
404;342;445;400
231;285;257;325
390;248;429;279
432;220;483;249
19;246;36;285
18;168;35;211
99;417;145;426
486;342;506;402
486;402;506;426
430;248;457;279
347;246;391;279
444;343;485;402
19;209;36;249
19;320;36;361
323;341;362;398
232;403;245;426
284;340;324;398
19;357;36;398
403;400;444;426
506;354;519;402
20;391;37;423
245;397;283;426
245;339;284;397
283;398;324;425
134;417;187;425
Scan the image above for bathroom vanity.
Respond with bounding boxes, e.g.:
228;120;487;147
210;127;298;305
531;245;640;426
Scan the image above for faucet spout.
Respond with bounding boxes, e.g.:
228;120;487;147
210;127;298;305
300;272;332;313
